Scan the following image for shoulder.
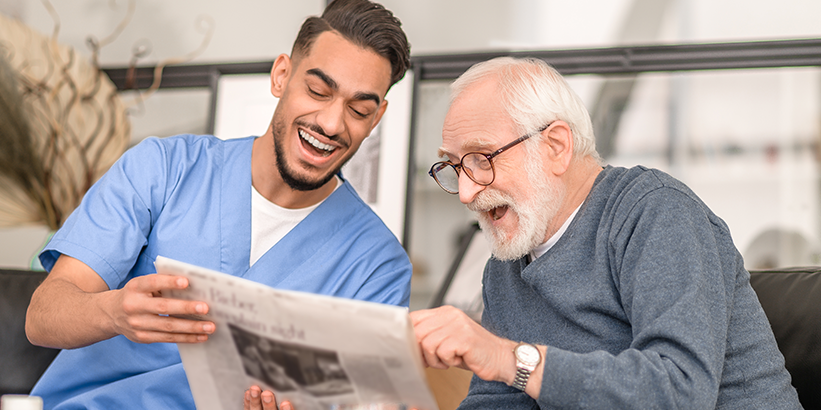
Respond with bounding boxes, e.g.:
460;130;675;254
127;134;239;157
122;135;254;173
333;181;398;236
597;166;695;197
322;181;408;261
592;166;706;213
588;166;730;242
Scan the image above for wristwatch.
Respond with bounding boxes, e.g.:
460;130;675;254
512;342;541;391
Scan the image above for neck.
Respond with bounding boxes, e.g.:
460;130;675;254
542;156;602;241
251;134;337;209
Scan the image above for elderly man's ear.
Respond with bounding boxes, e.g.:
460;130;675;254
541;120;574;176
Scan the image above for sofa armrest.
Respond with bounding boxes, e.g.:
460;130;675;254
0;269;60;395
749;267;821;409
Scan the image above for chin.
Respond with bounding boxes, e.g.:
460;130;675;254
281;169;338;192
476;218;529;261
274;133;340;192
489;246;530;262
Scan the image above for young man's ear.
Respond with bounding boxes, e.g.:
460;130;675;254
542;121;574;176
369;100;389;134
270;54;292;98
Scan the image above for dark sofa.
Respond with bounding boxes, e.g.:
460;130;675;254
0;269;59;396
749;267;821;409
1;267;819;408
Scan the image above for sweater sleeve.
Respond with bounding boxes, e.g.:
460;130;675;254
536;185;729;409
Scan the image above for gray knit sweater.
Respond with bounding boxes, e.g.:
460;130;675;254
458;166;802;409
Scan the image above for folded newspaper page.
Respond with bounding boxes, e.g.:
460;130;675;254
155;256;438;410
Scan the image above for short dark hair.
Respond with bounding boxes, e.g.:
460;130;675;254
291;0;411;88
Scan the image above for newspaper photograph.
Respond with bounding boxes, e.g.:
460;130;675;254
155;256;438;410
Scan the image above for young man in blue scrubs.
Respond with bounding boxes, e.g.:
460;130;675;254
25;1;412;409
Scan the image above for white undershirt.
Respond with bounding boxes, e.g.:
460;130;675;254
529;204;582;262
250;177;341;266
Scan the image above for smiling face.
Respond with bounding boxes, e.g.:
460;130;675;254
467;151;566;260
440;78;565;260
268;30;391;192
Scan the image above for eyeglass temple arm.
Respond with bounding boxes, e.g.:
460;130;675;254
488;123;552;159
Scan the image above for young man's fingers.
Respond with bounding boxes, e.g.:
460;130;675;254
122;313;215;342
147;296;209;316
128;274;189;293
261;390;278;410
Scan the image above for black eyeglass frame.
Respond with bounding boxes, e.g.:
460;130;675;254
428;122;553;194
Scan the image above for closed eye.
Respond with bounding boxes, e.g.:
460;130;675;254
308;87;327;98
351;107;368;118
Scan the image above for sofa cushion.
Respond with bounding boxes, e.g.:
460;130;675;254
749;267;821;410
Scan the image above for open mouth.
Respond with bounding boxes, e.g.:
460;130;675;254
299;129;336;157
490;205;508;221
468;190;512;224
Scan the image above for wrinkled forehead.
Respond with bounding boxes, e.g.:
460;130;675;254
438;92;516;159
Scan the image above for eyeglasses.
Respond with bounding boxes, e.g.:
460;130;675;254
428;123;552;194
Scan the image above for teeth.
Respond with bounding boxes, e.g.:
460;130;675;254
299;129;335;152
490;206;507;221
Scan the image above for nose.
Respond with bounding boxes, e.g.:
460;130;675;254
315;99;346;137
458;171;485;204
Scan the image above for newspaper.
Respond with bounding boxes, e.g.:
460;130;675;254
155;256;438;410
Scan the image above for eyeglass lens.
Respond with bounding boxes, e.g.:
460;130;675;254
431;153;494;193
463;154;493;182
430;163;459;193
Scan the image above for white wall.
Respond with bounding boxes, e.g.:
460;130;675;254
2;0;821;270
12;0;320;66
6;0;821;68
5;0;628;67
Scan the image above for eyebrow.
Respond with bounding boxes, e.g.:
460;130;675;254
437;137;497;159
306;68;382;106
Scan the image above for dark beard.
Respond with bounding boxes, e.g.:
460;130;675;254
272;119;341;192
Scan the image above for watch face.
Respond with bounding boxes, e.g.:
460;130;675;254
516;343;540;366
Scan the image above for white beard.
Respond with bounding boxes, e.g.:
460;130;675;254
468;159;565;261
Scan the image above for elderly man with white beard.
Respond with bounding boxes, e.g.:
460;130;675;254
410;57;802;409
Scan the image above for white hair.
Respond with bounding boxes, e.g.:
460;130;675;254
451;56;602;163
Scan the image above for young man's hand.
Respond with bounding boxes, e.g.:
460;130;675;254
108;272;215;344
26;254;215;348
244;386;290;410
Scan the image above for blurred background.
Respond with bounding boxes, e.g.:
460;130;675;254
1;0;820;311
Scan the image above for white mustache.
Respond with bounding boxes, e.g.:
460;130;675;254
467;189;514;213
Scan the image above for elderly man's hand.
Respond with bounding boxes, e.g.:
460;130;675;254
244;386;291;410
410;305;516;384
